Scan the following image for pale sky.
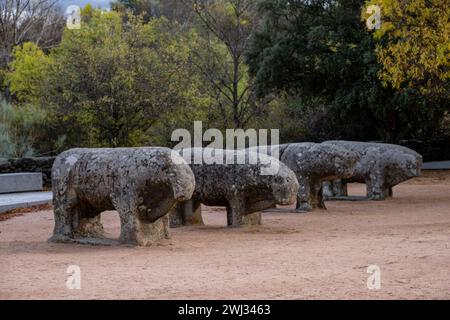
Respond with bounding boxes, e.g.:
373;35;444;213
59;0;111;10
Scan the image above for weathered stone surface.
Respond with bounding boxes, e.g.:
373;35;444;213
322;141;422;200
170;148;299;227
322;179;348;198
266;143;358;211
170;198;204;227
49;147;195;246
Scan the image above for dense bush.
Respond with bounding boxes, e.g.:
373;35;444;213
0;99;46;157
6;11;212;150
246;0;449;143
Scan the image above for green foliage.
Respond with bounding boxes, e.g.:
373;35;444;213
0;99;46;157
189;0;265;129
111;0;194;24
111;0;154;15
5;42;52;104
246;0;448;142
17;10;210;149
365;0;449;98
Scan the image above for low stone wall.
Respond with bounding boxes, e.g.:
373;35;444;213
0;157;55;188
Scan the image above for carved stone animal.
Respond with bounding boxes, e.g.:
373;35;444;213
266;143;358;211
170;148;299;227
50;147;195;246
322;141;422;200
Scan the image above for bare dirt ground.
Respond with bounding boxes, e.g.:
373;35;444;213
1;171;449;300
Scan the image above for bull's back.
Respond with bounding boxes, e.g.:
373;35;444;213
54;148;171;200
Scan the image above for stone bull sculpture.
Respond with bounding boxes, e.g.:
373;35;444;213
261;143;358;211
322;141;422;200
170;148;299;227
49;147;195;246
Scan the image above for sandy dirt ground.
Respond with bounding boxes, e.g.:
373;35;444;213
0;171;449;300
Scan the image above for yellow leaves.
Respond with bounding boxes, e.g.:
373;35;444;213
34;8;214;147
81;3;93;17
240;19;249;26
367;0;449;96
6;42;53;104
224;2;236;18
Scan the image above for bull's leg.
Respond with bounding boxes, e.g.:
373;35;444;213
333;179;348;197
366;175;388;200
134;214;171;246
377;186;392;199
50;186;106;244
114;194;172;246
50;205;104;242
49;200;76;242
66;199;104;238
242;201;267;226
118;208;171;246
296;178;313;212
322;181;333;199
226;196;245;227
169;203;185;228
171;199;204;228
388;187;393;197
313;182;327;209
114;199;139;245
182;199;204;226
242;212;262;226
226;205;233;227
73;211;104;238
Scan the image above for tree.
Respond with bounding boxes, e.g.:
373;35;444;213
111;0;195;24
186;0;268;129
0;0;64;100
5;42;52;103
365;0;449;99
0;98;46;157
112;0;271;129
6;10;211;150
246;0;446;142
111;0;156;22
0;0;63;68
